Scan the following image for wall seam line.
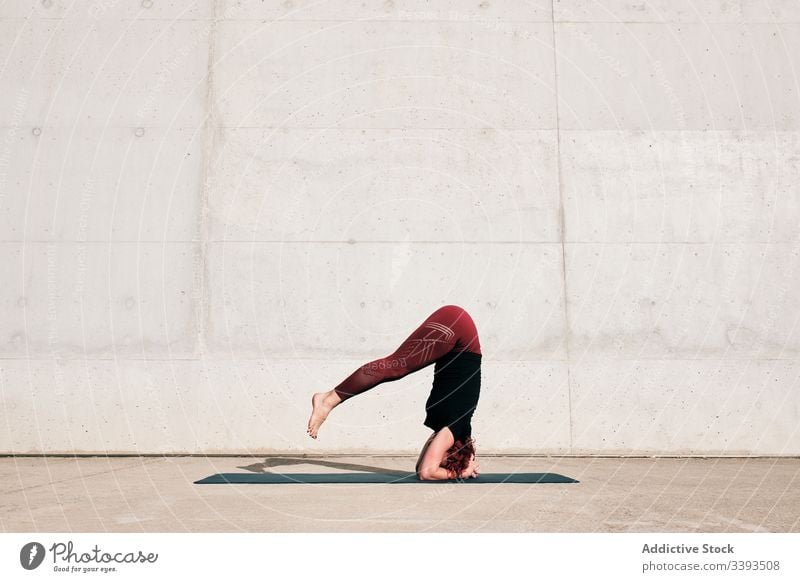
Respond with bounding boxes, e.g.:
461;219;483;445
194;0;220;359
550;1;574;453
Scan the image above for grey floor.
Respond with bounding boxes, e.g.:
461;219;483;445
1;456;798;532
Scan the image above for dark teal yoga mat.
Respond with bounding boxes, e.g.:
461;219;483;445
195;472;578;484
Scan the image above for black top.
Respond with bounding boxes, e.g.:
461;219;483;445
423;350;482;442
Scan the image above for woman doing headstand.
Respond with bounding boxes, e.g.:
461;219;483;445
307;304;482;481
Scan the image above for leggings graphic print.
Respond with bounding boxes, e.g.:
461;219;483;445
333;304;482;401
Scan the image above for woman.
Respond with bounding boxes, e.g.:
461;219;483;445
307;304;482;480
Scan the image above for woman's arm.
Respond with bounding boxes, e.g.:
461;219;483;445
416;428;457;480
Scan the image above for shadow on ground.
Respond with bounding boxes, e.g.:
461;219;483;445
236;456;409;476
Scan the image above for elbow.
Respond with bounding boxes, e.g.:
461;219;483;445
417;467;435;481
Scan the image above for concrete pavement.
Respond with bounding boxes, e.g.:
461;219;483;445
1;456;798;533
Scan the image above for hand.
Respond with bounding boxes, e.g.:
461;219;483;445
459;454;480;479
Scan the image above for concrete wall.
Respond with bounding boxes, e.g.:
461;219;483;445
1;0;798;455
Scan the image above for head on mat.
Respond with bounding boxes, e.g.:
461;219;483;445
306;304;483;480
442;437;477;478
419;432;478;481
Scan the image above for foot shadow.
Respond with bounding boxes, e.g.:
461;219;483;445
237;456;409;477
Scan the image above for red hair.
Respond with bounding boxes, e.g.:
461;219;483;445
441;436;476;479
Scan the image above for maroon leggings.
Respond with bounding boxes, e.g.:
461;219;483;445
333;304;482;401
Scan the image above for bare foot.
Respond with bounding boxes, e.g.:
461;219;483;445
307;391;339;439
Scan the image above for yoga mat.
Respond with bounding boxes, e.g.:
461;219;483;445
195;472;578;484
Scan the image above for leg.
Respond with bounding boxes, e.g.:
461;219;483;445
332;308;461;401
307;306;467;439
